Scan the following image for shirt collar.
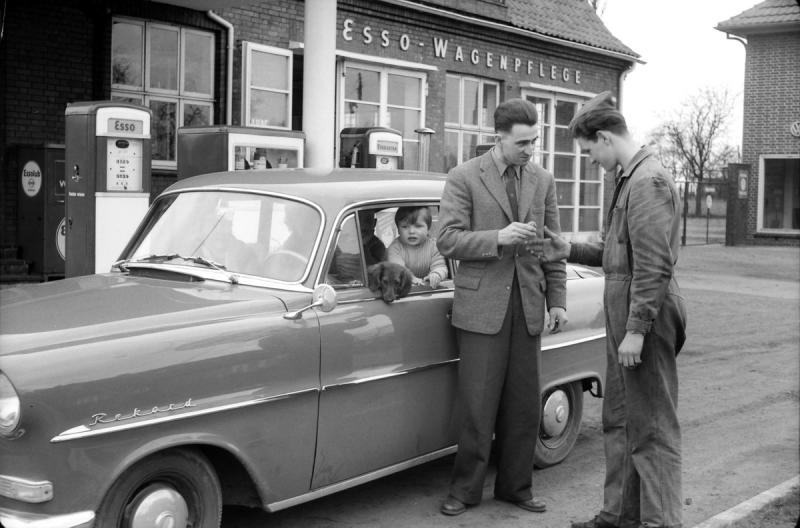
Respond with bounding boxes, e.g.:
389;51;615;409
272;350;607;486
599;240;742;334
491;146;518;179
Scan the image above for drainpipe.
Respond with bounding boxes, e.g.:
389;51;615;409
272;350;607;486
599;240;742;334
617;62;635;112
207;10;233;125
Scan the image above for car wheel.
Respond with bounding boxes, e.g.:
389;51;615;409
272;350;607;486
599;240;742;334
534;381;584;468
95;448;222;528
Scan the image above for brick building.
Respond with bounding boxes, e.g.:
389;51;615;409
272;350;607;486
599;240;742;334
1;0;638;279
717;0;800;245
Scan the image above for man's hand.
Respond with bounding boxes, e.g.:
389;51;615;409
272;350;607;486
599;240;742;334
618;331;644;368
547;307;568;333
538;226;571;262
498;221;537;247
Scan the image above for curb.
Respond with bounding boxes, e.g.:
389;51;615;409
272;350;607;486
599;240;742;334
692;475;799;528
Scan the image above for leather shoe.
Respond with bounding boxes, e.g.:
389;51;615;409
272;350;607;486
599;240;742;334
440;496;467;516
571;516;618;528
510;498;547;513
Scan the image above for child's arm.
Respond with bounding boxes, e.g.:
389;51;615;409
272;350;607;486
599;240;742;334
426;243;449;288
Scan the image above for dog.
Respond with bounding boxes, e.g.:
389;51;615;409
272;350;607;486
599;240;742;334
367;261;413;303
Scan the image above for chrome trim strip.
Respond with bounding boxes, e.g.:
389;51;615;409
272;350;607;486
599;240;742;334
321;358;459;390
123;263;314;293
0;508;95;528
542;333;606;351
267;445;458;512
51;387;319;443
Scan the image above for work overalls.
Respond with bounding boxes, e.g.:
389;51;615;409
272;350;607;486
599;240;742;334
571;147;687;528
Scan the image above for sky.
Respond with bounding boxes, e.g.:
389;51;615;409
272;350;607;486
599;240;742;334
598;0;758;147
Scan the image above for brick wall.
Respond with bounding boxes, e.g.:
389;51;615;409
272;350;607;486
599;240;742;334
740;29;800;246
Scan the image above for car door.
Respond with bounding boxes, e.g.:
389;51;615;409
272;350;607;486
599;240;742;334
311;206;460;489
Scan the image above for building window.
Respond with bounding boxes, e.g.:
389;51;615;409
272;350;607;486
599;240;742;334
339;62;426;169
523;91;601;236
111;19;215;169
758;155;800;233
444;74;499;172
243;42;292;129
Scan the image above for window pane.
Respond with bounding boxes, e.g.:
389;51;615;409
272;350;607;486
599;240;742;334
556;181;574;206
580;156;600;180
555;100;576;126
252;50;288;90
327;214;365;287
526;96;549;124
149;26;179;91
555;128;574;152
250;89;288;127
184;32;213;94
343;102;379;127
445;130;459;172
112;22;143;87
183;103;211;127
554;155;574;180
404;141;419;171
559;208;573;231
388;74;420;107
763;158;800;229
445;76;460;124
580;182;601;206
150;100;177;161
463;132;478;160
579;208;601;231
345;68;379;103
462;79;479;126
111;94;143;105
388;107;420;137
482;83;497;129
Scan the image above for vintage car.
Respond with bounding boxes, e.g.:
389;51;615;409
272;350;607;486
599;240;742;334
0;168;605;528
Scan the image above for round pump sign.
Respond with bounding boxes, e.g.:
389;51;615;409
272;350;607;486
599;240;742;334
21;160;43;197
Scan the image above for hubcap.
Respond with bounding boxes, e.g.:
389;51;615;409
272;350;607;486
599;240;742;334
129;484;189;528
541;389;570;438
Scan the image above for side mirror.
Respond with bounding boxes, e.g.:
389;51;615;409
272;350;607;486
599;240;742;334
283;284;337;320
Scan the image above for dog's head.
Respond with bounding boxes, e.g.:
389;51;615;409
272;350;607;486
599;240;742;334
367;261;413;303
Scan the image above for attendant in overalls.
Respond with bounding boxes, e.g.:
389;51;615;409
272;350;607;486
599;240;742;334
540;91;687;528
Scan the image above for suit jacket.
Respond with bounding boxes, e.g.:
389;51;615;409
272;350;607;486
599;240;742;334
437;151;567;335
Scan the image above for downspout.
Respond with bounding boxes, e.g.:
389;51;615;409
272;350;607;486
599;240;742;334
207;10;233;125
617;62;636;113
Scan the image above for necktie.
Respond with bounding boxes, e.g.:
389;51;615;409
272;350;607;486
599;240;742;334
504;165;518;221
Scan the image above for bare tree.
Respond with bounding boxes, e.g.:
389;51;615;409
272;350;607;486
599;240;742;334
655;87;738;216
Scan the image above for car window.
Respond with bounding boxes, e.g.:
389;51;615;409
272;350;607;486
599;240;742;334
125;190;321;281
325;213;366;288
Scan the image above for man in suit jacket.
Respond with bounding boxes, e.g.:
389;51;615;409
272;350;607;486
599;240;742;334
436;98;567;516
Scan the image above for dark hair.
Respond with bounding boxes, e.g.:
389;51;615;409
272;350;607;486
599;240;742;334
494;98;538;133
568;90;628;140
395;206;432;229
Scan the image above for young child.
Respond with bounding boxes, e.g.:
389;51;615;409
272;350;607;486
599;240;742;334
387;206;448;288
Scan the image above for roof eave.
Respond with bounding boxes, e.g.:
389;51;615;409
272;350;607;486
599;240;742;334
378;0;641;63
715;21;800;37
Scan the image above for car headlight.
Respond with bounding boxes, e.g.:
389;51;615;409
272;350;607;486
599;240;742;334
0;372;21;437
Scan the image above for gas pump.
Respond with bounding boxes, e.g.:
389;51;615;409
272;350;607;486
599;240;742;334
339;127;403;170
64;101;152;277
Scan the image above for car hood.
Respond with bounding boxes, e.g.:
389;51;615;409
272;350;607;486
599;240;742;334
0;272;290;356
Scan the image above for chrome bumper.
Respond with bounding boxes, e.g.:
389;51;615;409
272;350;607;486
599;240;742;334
0;508;94;528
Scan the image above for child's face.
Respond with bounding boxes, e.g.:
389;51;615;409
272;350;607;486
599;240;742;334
397;217;429;247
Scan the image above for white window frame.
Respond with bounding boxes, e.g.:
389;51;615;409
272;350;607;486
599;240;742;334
756;153;800;234
444;74;500;167
242;42;293;130
337;60;427;168
522;86;601;238
112;18;214;170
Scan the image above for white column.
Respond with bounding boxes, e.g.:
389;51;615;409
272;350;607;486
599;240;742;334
302;0;337;170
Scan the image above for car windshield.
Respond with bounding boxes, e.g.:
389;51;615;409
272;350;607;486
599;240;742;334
124;191;322;282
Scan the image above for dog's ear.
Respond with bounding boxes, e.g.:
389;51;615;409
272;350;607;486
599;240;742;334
397;266;413;298
367;262;383;292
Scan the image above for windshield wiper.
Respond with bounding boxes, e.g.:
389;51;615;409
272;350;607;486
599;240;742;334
126;253;238;284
